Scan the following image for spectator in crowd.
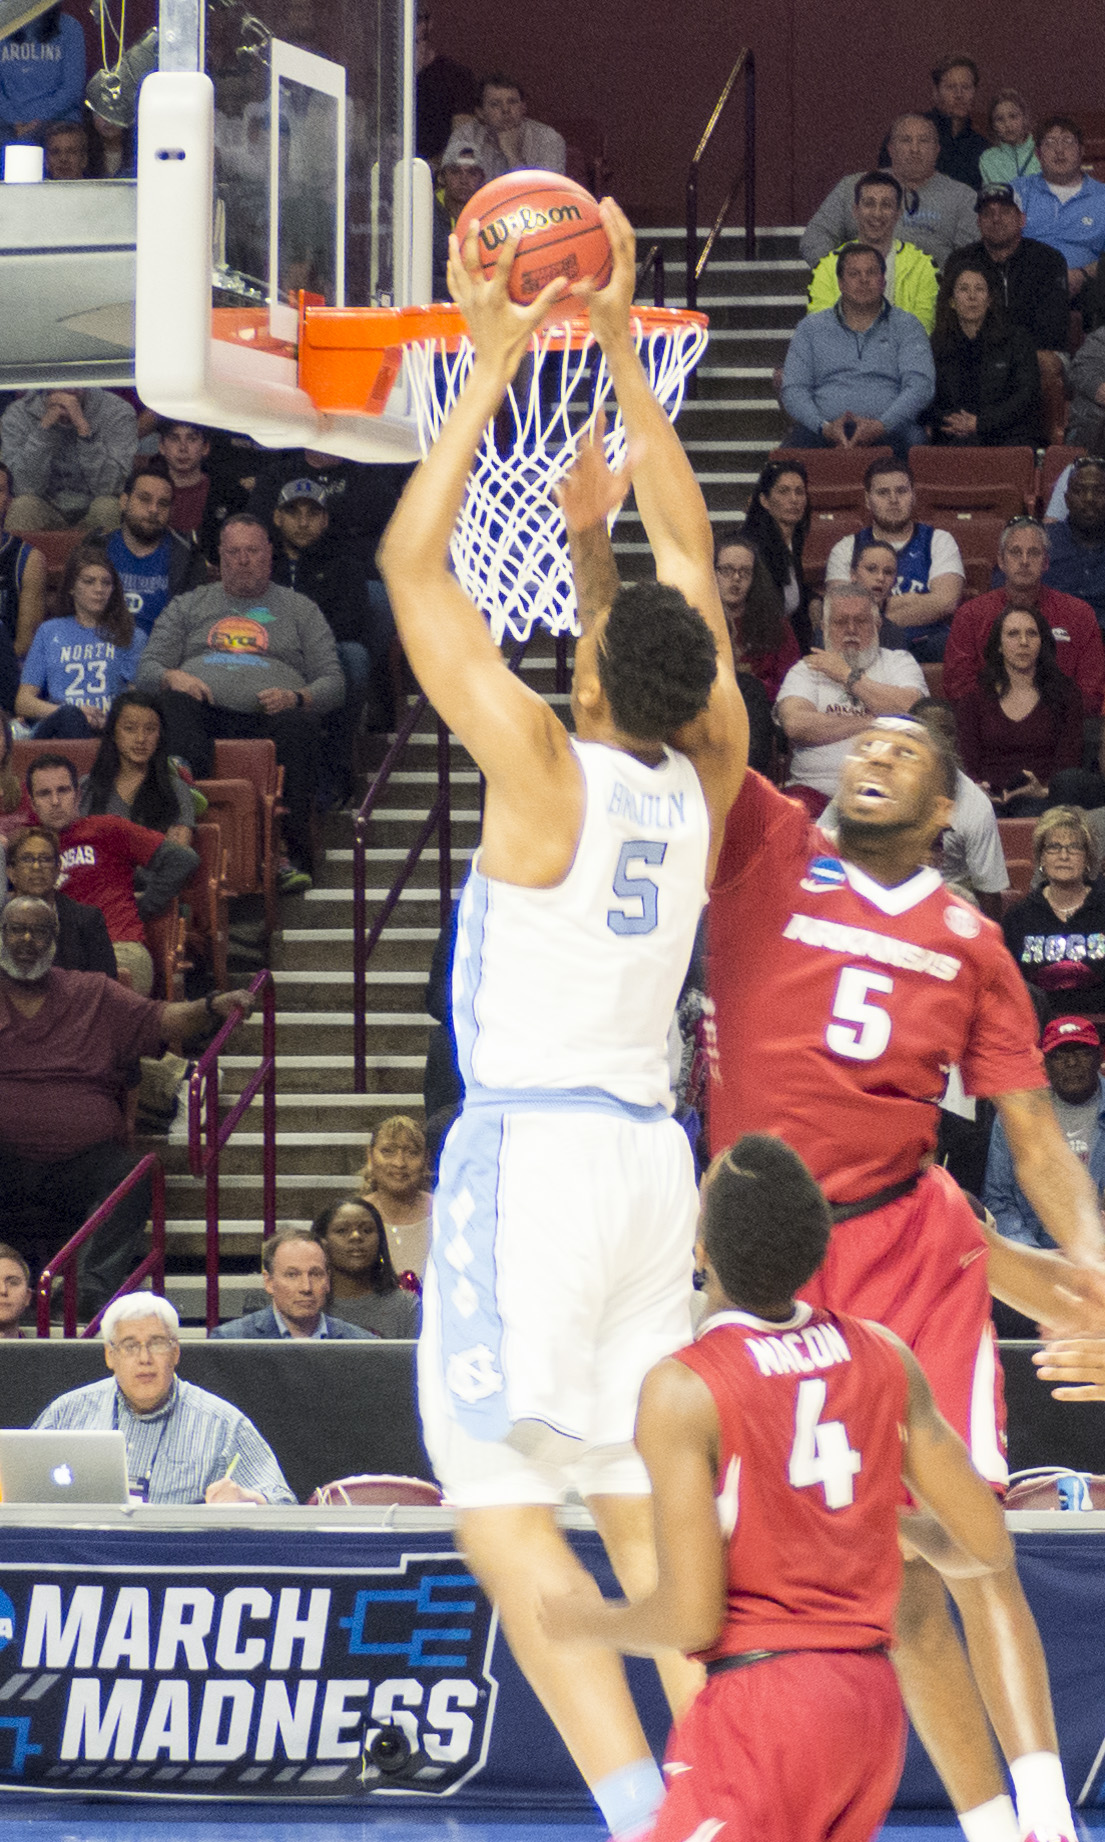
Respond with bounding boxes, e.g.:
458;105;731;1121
1065;332;1105;449
0;462;47;662
954;606;1082;814
27;752;197;992
43;118;88;179
270;478;374;808
432;133;486;295
312;1198;421;1338
781;245;935;462
713;526;799;700
1;388;136;533
0;895;254;1315
79;691;197;846
468;72;565;179
822;696;1010;918
774;583;926;816
806;173;939;333
209;1229;376;1339
106;459;208;639
134;514;343;889
359;1114;433;1280
944;517;1105;713
1002;810;1105;1019
1015;117;1105;313
985;1015;1105;1248
800;114;978;270
741;458;812;651
15;543;145;739
924;53;989;190
0;710;33;840
414;0;478;164
88;111;133;178
247;449;410;730
1042;456;1105;629
847;536;900;616
35;1293;296;1503
928;266;1043;449
157;421;237;561
943;185;1069;382
823;457;965;661
5;824;117;976
979;89;1041;185
0;1243;32;1338
0;3;86;142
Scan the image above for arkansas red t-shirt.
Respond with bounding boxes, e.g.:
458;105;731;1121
57;815;163;943
707;773;1046;1202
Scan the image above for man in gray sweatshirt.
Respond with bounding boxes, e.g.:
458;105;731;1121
801;114;978;270
2;389;137;533
136;513;344;884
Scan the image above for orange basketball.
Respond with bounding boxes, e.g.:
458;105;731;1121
455;169;613;305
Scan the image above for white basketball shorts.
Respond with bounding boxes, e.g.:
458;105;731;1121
418;1094;698;1508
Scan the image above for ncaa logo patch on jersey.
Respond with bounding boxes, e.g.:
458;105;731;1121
945;903;981;939
800;855;847;894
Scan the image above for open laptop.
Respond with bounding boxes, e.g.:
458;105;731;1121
0;1431;129;1506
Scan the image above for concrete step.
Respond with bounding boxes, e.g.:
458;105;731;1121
234;1012;433;1056
270;969;428;1012
276;926;437;972
165;1134;388;1177
219;1053;426;1095
165;1171;389;1218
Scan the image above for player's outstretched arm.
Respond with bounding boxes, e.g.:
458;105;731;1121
980;1214;1105;1336
377;229;572;788
538;1359;726;1656
883;1331;1014;1580
995;1089;1105;1289
556;410;628;636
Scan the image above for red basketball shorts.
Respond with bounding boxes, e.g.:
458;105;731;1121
798;1164;1008;1487
654;1648;906;1842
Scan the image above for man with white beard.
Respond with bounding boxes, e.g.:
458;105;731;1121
0;897;255;1318
775;584;928;816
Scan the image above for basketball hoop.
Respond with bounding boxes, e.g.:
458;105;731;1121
297;299;708;643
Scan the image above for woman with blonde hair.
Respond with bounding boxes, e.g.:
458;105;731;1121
359;1114;433;1279
1002;805;1105;1018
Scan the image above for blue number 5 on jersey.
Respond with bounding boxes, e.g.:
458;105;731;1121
607;839;668;936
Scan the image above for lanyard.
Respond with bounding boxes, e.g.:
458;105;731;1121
113;1389;172;1501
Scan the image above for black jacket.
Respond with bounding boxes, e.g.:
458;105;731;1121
270;538;371;646
54;891;117;977
944;238;1071;352
930;318;1044;446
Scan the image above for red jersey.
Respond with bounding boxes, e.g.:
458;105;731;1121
57;815;163;943
707;773;1045;1202
676;1304;908;1659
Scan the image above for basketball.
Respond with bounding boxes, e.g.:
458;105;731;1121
454;169;613;305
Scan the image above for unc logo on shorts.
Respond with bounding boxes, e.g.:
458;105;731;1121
800;856;847;894
447;1345;503;1404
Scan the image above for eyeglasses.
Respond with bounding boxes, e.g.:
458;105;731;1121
1042;842;1086;856
12;853;57;869
715;564;754;580
2;922;54;943
113;1336;176;1358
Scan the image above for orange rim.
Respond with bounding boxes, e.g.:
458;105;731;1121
298;299;707;354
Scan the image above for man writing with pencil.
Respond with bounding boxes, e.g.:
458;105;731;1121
33;1294;296;1505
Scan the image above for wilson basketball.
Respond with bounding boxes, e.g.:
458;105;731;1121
455;170;613;305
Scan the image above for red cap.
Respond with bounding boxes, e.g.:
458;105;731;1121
1041;1016;1101;1055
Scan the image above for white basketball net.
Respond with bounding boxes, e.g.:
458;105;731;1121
403;311;708;644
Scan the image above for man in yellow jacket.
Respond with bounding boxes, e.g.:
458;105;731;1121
807;171;940;333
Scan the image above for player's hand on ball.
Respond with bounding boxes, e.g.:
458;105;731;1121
582;199;638;347
448;223;568;380
537;1573;609;1643
556;410;634;532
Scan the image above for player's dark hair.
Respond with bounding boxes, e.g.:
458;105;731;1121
597;583;717;742
910;696;962;772
862;715;959;801
704;1135;831;1314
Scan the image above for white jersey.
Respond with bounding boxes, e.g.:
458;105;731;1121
452;737;710;1110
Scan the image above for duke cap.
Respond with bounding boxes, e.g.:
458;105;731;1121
977;182;1019;210
1041;1016;1101;1056
276;478;328;507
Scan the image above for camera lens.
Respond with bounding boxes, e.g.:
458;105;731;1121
368;1724;413;1775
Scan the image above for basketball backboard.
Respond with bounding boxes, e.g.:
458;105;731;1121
135;0;431;459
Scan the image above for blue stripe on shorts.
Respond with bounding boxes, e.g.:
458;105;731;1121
431;1101;512;1442
451;868;489;1089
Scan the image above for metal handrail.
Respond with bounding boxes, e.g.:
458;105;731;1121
187;968;277;1332
636;243;666;308
351;632;537;1093
685;48;756;313
36;1157;167;1340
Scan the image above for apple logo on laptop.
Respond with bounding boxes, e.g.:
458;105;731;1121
50;1464;74;1488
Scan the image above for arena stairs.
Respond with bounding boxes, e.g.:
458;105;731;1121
142;224;807;1331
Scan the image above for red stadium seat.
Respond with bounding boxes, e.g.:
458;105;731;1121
1039;445;1087;516
801;511;861;588
909;447;1037;522
768;446;894;512
997;817;1037;899
929;512;1006;598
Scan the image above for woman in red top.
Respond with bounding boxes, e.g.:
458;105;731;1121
713;526;801;702
955;605;1082;816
